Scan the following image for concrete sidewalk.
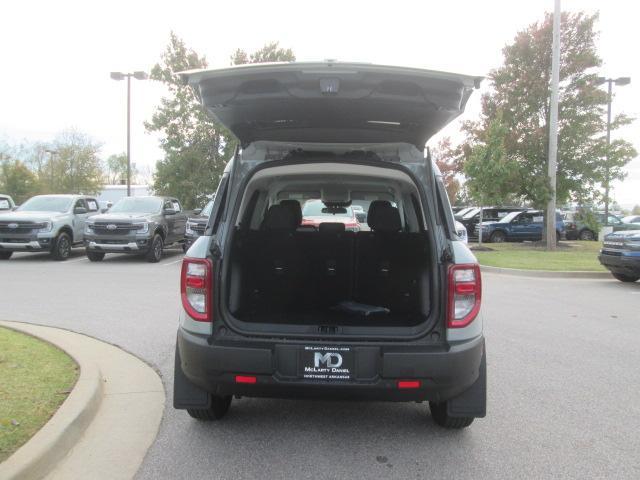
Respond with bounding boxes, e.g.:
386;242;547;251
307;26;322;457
0;321;164;480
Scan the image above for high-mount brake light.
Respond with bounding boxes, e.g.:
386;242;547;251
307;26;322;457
181;258;213;322
447;264;482;328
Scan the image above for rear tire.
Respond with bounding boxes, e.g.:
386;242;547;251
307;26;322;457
187;395;232;421
429;402;474;429
578;229;595;241
489;231;506;243
612;273;639;283
146;234;163;263
52;232;72;261
87;251;105;262
0;251;12;260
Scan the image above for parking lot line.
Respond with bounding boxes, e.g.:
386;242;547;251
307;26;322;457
161;258;183;267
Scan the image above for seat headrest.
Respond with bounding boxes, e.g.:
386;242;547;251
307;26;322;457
318;222;346;234
279;200;302;226
367;200;402;233
261;205;298;231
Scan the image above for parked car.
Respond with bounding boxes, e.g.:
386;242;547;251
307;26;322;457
300;199;360;232
622;215;640;225
0;194;15;211
352;204;367;224
184;199;215;252
460;206;525;239
453;206;476;220
564;211;640;241
84;196;187;262
477;210;565;243
599;230;640;282
173;62;486;429
455;220;468;244
452;206;470;215
0;194;100;260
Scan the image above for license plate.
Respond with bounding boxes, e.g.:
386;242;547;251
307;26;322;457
300;346;353;381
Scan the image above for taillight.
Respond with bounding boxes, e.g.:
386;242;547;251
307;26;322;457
181;257;213;322
447;264;481;328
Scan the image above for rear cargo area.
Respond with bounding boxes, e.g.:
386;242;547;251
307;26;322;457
227;199;431;328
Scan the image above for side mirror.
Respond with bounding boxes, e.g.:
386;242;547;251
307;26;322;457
100;208;109;213
193;208;202;216
163;208;176;216
74;207;88;214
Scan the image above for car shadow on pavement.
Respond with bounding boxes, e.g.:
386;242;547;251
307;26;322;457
6;249;87;262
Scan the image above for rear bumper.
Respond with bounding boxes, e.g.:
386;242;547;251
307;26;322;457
599;251;640;275
176;327;485;403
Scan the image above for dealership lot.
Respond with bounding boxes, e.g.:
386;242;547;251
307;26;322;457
1;251;639;479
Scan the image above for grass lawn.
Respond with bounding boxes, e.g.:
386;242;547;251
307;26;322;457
472;240;607;272
0;327;78;462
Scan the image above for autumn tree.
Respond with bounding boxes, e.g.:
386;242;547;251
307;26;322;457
0;154;39;204
463;12;636;209
432;137;463;203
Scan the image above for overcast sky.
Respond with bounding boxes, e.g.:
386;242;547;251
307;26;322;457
1;0;638;207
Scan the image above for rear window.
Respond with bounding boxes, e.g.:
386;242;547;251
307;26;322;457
301;200;354;218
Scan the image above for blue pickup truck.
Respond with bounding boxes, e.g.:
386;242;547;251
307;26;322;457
476;210;565;243
599;230;640;282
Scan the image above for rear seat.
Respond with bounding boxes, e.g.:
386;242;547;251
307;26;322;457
245;203;303;313
305;222;354;309
355;200;425;313
241;199;425;316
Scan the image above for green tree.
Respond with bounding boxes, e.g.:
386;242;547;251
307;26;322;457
230;41;295;65
104;153;133;185
0;155;40;204
46;130;104;194
464;116;521;245
147;34;295;208
464;12;636;209
146;33;236;209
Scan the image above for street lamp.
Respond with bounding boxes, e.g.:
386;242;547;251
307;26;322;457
44;149;58;191
110;71;148;196
596;76;631;224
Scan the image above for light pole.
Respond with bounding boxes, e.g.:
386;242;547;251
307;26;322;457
44;148;58;191
596;76;630;224
110;71;148;196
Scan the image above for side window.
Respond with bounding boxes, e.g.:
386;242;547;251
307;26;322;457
171;200;181;212
532;214;544;223
75;199;87;211
86;199;99;212
163;200;173;211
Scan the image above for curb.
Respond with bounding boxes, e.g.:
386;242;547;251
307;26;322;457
0;321;104;480
0;321;164;480
480;264;611;279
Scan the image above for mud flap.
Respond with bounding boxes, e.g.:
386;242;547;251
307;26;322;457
173;343;211;410
447;350;486;418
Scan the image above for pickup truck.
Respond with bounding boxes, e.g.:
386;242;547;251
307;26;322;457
0;194;100;260
184;199;215;252
0;194;15;211
84;196;187;262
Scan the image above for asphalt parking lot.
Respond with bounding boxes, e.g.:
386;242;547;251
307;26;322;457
1;249;639;479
